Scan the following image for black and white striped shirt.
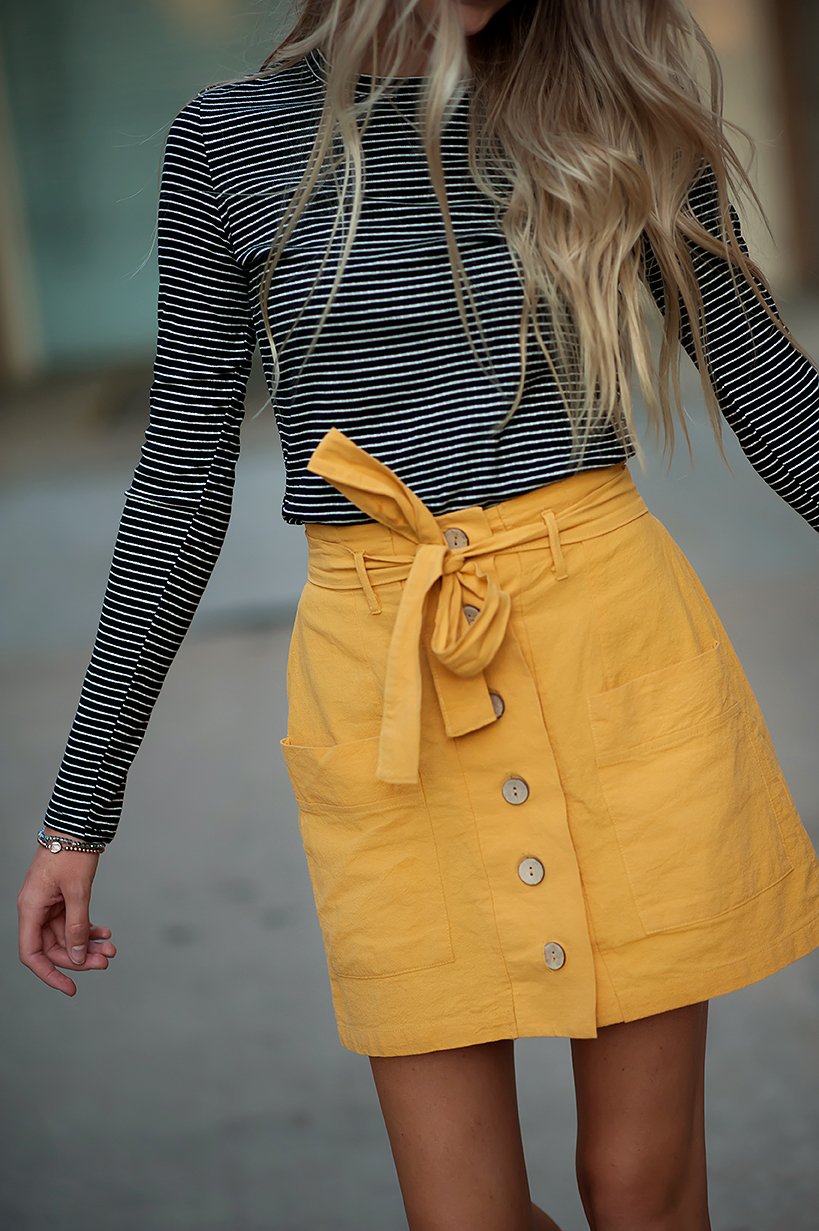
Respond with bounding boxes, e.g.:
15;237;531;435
42;46;819;844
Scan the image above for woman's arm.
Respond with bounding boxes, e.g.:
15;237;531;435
641;161;819;532
41;89;257;848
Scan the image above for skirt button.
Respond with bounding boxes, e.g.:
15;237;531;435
544;942;566;970
502;776;529;804
517;856;545;885
443;526;470;549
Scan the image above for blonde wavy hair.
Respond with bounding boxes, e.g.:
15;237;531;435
219;0;811;474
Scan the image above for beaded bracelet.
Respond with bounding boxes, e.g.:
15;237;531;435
36;826;106;854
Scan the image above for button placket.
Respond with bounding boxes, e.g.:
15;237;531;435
455;632;592;1029
433;510;590;1025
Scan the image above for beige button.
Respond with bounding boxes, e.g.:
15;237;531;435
518;856;545;885
543;942;566;970
489;690;505;718
463;604;480;625
502;776;529;804
443;526;469;549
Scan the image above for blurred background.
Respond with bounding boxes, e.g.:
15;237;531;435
2;2;818;1229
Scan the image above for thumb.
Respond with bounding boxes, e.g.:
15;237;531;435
64;884;91;965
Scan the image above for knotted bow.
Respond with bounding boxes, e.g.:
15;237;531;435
306;427;566;784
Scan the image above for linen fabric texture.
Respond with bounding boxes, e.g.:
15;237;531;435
278;427;819;1057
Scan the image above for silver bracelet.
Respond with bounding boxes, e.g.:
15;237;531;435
37;826;106;854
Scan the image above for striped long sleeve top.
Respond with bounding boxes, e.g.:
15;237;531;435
42;46;819;845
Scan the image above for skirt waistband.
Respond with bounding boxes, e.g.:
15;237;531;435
302;427;649;785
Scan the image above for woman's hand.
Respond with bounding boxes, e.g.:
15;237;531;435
17;831;117;995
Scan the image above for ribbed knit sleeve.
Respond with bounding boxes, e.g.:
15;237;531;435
642;161;819;532
42;90;257;846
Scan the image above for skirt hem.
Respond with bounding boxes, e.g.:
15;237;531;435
335;912;819;1057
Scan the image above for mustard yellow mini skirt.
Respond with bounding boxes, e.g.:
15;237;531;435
279;426;819;1058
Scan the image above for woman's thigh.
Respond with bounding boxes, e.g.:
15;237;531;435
570;1000;710;1231
368;1038;536;1231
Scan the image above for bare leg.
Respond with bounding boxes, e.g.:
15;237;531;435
531;1202;564;1230
571;1000;711;1231
369;1037;564;1231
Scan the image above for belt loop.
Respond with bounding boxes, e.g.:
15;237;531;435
353;550;383;614
541;508;569;580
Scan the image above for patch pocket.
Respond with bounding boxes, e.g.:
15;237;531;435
587;638;794;935
279;734;454;979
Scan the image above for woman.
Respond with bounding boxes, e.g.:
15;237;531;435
17;1;819;1228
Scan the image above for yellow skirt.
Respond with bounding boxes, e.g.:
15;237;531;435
279;426;819;1057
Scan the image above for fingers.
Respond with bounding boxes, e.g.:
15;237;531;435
18;893;81;996
18;840;112;994
18;875;117;996
87;923;116;956
63;882;92;965
44;937;114;971
43;921;117;968
49;917;114;956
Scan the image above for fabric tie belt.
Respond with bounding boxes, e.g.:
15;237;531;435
305;427;648;785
